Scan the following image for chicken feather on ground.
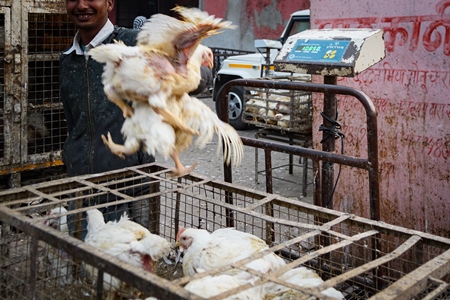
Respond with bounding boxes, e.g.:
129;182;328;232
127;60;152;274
88;6;234;135
84;209;171;300
102;91;244;176
175;227;286;281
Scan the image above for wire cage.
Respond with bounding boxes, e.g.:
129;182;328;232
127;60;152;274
0;163;449;300
0;2;77;187
243;76;313;134
27;13;75;156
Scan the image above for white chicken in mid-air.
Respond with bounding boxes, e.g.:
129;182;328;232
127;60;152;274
89;6;232;119
89;6;241;176
263;267;345;300
103;91;243;176
84;209;171;299
175;227;286;281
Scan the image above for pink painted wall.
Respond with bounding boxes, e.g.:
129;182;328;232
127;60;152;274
203;0;228;18
311;0;450;237
202;0;310;50
242;0;310;39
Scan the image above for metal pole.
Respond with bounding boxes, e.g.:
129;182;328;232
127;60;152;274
321;75;338;209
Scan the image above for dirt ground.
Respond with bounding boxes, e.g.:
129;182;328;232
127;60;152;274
153;96;315;205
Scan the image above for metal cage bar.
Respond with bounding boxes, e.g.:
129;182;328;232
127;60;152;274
219;79;379;222
0;163;448;299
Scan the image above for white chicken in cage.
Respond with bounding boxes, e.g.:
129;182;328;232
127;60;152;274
43;206;73;287
184;270;264;300
268;94;291;114
276;114;291;128
84;209;171;300
175;227;286;280
263;267;345;300
245;91;293;127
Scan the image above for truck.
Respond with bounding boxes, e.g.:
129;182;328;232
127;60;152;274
212;9;311;130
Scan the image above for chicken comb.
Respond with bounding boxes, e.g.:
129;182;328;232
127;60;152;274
176;227;186;241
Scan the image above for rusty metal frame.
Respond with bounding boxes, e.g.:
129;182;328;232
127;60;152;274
219;78;380;222
0;1;73;187
0;207;197;300
0;163;449;299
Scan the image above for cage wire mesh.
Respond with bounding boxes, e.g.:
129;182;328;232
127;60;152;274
0;163;449;300
243;76;313;134
26;13;76;157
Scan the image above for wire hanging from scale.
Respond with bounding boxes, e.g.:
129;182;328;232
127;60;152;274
319;111;345;208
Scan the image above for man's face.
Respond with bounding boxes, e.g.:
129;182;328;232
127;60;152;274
66;0;113;31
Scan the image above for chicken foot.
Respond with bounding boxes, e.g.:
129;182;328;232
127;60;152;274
153;107;200;136
101;132;140;159
170;151;198;177
104;85;134;118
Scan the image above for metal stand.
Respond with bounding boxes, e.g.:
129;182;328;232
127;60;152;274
254;128;312;197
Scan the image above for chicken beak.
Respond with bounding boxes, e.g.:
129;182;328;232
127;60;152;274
208;58;214;70
174;241;180;248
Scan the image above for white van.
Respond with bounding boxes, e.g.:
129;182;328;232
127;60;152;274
212;9;310;130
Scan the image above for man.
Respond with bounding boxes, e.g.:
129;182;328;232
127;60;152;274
60;0;212;238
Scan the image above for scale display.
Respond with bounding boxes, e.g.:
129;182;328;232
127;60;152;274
287;39;351;63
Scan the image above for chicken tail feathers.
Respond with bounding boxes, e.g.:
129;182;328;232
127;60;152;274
214;120;244;168
172;94;243;169
184;96;243;168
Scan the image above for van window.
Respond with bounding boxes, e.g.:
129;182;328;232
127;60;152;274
288;20;310;37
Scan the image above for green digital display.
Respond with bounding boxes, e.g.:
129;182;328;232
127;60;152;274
287;39;350;63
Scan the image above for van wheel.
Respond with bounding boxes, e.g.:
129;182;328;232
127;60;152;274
214;86;248;130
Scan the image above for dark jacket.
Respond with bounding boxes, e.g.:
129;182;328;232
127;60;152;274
60;26;154;177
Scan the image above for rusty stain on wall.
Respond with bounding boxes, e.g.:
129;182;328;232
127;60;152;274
312;0;450;237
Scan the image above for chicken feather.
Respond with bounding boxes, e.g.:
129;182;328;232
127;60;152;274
137;6;235;59
175;93;244;169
